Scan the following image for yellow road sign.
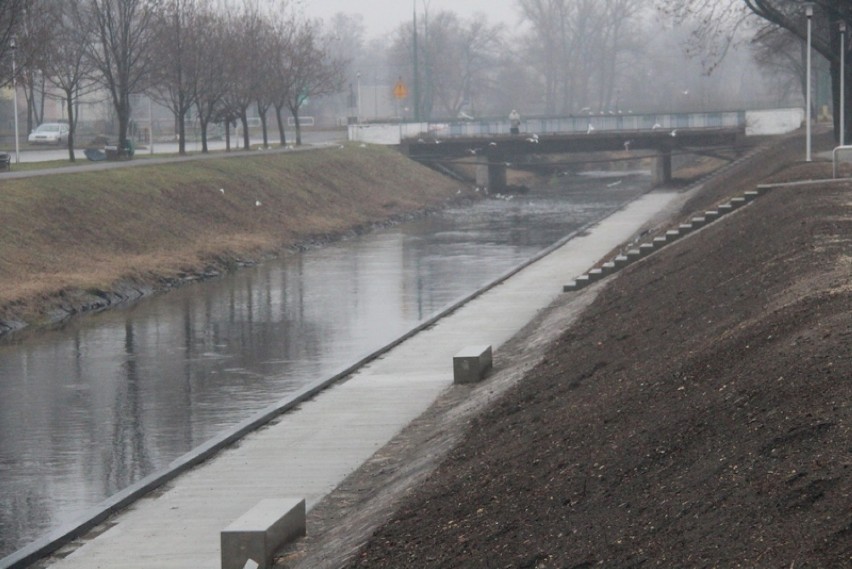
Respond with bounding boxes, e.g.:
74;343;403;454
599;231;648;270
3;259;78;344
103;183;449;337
393;80;409;100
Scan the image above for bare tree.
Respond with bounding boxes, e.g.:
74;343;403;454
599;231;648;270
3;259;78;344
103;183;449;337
389;11;504;119
149;0;202;155
283;19;345;145
660;0;851;139
82;0;160;156
219;2;264;151
518;0;650;115
40;1;99;161
15;1;51;133
192;8;228;152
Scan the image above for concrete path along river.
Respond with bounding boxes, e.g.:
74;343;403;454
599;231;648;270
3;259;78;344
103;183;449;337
36;190;682;569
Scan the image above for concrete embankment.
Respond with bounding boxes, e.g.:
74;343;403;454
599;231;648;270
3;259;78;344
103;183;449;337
0;145;469;335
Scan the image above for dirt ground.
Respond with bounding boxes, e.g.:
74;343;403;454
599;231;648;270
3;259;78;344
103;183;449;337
275;132;851;568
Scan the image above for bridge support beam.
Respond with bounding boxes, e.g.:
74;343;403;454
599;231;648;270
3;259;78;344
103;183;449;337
654;148;673;186
475;155;507;191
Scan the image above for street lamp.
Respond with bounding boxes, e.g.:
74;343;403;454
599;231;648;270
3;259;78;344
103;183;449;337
841;21;847;146
10;36;19;164
356;72;362;123
805;2;814;162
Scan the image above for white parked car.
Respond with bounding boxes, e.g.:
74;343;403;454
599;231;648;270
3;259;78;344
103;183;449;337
28;122;70;145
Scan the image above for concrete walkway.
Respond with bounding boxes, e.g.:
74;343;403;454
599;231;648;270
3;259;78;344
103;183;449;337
43;191;681;569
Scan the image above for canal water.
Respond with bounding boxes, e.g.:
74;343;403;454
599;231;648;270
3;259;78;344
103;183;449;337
0;170;651;558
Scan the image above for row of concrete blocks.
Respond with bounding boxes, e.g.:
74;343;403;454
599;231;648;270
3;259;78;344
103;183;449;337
220;344;496;569
563;189;763;292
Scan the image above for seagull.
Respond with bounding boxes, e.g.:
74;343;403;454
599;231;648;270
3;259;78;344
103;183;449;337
652;123;662;130
623;140;632;151
526;136;539;144
434;139;441;144
255;200;262;207
670;129;678;137
586;124;595;134
467;148;478;155
489;141;497;147
219;188;225;194
417;138;426;143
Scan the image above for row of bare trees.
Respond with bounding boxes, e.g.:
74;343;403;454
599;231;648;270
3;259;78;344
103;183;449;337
1;0;344;160
375;0;780;122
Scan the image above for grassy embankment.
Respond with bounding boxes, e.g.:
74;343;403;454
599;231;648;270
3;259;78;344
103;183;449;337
0;145;468;331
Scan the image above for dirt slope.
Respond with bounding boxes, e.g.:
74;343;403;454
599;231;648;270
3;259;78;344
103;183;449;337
335;144;851;567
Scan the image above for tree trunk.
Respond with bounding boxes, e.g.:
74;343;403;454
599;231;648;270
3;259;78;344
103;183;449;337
240;109;250;150
199;117;209;153
65;92;76;162
274;104;287;146
258;104;269;149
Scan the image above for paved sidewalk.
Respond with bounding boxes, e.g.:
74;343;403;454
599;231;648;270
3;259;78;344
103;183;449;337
43;191;680;569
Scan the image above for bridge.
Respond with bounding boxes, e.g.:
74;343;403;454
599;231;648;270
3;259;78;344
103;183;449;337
348;108;803;190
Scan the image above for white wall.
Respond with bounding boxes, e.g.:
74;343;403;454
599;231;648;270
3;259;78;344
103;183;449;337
745;108;804;136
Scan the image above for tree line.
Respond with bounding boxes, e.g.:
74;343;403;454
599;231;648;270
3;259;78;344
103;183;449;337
0;0;344;160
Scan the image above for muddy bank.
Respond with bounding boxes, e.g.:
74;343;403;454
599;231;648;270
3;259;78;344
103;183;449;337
0;145;470;336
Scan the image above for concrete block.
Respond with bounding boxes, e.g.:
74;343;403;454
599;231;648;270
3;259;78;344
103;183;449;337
665;229;681;241
743;190;759;202
562;280;580;292
652;236;667;247
704;210;720;221
221;498;306;569
718;203;733;214
638;243;655;256
601;261;617;275
587;268;604;282
730;196;746;208
613;255;630;268
575;274;592;286
690;217;706;228
678;223;693;234
453;345;493;384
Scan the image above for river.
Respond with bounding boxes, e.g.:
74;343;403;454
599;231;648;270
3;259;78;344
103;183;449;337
0;169;651;558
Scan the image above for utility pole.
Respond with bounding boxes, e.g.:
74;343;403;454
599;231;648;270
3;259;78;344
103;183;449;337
413;2;420;122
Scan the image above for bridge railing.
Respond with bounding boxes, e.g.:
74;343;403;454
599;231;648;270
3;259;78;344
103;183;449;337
437;111;746;138
348;108;801;144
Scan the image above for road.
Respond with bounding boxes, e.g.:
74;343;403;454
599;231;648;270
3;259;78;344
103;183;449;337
6;129;346;164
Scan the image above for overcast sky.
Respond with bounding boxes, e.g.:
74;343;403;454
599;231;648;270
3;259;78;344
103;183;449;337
299;0;522;39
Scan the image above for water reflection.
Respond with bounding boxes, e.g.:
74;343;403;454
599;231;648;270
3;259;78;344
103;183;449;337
0;174;649;557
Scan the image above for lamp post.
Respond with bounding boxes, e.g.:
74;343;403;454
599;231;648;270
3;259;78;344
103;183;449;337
10;36;19;164
805;2;814;162
356;72;361;123
841;21;847;146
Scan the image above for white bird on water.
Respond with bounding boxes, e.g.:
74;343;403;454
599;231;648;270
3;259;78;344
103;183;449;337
670;129;678;137
219;188;225;194
255;200;262;207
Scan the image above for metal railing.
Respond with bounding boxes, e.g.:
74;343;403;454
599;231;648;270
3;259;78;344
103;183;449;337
833;145;852;178
428;111;746;139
